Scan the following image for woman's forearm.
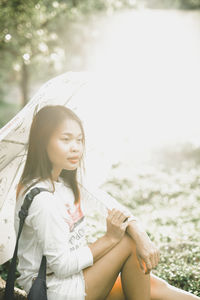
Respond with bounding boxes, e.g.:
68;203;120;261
88;234;118;263
87;220;145;266
127;220;146;240
88;209;130;263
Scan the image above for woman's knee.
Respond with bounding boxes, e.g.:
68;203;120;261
119;233;137;256
150;274;169;300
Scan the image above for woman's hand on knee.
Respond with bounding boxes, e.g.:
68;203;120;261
105;209;129;244
135;232;160;274
127;221;160;274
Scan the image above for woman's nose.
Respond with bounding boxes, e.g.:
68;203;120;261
70;140;79;152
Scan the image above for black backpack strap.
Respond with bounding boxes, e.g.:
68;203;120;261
4;187;49;300
38;255;46;279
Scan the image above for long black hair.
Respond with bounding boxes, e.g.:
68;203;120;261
17;105;85;203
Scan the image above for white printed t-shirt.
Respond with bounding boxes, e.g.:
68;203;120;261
15;177;137;300
14;178;93;300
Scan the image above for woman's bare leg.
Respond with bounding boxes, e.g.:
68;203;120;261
105;272;200;300
83;233;150;300
120;244;150;299
150;273;200;300
83;233;200;300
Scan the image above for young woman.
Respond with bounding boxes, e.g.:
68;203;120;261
15;105;199;300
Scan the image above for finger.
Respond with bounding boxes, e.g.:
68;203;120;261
153;248;159;267
108;208;116;220
118;212;128;224
121;220;129;231
152;253;157;269
153;251;158;267
137;256;145;273
144;258;152;272
155;252;160;267
150;247;159;268
149;250;156;269
112;210;123;223
107;210;116;224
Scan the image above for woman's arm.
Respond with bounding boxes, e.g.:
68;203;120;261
28;192;93;278
127;220;160;273
87;187;160;272
81;185;159;272
88;209;129;263
88;235;117;263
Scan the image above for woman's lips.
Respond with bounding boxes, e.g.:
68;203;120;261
67;157;79;163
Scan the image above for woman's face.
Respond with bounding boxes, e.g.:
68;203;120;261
46;118;84;180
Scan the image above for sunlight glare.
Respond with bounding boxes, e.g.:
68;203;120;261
86;10;200;158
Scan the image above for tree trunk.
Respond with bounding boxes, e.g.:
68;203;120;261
0;276;27;300
20;62;29;108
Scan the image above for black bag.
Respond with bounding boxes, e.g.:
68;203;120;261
4;187;48;300
28;256;47;300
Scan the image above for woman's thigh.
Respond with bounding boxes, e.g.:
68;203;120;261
83;234;134;300
106;273;167;300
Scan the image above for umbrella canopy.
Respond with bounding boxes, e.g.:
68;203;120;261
0;72;95;264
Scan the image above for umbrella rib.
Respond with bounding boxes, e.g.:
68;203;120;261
8;152;25;190
63;82;88;106
0;150;26;208
1;139;27;145
0;155;6;165
0;151;26;172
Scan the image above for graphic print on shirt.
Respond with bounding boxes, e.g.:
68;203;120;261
64;202;85;251
64;202;84;231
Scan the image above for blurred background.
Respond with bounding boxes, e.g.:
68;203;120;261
1;0;200;171
0;0;200;296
